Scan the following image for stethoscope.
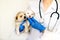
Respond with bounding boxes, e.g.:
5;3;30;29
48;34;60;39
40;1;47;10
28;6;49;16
39;0;59;32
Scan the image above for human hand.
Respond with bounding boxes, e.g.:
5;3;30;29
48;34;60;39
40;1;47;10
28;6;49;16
19;20;26;32
28;17;46;32
19;24;25;32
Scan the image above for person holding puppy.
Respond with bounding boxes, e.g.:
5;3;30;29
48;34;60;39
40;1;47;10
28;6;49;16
19;0;60;40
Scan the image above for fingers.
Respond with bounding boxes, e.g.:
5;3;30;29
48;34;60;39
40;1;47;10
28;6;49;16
28;18;34;23
31;17;37;22
19;25;25;32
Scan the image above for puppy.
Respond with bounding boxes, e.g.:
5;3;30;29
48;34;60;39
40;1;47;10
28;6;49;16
15;11;30;35
25;9;35;32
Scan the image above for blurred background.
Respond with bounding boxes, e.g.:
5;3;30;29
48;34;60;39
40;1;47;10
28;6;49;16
0;0;60;40
0;0;29;40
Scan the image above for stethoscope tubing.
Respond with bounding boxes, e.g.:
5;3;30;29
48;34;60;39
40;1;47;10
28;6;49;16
39;0;59;32
39;0;59;19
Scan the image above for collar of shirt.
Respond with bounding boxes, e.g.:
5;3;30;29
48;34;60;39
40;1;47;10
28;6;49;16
40;0;56;16
40;0;57;27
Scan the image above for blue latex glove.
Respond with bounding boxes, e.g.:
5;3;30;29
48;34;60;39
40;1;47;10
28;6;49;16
19;24;25;32
19;20;26;32
27;17;46;32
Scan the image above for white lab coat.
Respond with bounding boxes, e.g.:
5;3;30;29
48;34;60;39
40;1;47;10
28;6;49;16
27;0;60;40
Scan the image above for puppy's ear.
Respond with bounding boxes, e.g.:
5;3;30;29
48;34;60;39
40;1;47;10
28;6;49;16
16;16;18;20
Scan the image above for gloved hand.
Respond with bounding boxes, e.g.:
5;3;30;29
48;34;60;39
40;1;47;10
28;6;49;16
27;17;46;32
19;20;26;32
19;24;25;32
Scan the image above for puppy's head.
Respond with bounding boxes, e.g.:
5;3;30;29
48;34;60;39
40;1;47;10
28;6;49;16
26;10;35;18
15;11;26;22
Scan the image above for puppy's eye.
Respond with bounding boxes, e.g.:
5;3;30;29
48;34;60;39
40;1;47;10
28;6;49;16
27;13;29;14
16;17;18;20
20;15;22;18
31;14;34;15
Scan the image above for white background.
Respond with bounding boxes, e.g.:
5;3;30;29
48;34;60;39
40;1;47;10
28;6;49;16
0;0;29;40
0;0;60;40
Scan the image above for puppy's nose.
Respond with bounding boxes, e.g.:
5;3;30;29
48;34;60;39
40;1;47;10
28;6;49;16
24;16;26;19
29;16;31;18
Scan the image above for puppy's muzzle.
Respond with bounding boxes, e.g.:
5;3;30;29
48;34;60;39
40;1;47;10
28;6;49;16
24;16;26;19
24;16;28;20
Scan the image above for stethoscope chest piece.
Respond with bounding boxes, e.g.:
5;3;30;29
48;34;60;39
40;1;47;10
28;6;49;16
47;11;59;32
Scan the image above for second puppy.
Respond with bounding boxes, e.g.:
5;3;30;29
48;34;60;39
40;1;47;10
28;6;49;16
15;11;30;35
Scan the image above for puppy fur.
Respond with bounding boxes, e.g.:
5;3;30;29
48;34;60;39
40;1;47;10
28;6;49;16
15;11;30;35
26;9;35;18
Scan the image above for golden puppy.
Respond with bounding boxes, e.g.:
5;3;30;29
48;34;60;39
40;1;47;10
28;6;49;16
15;11;30;35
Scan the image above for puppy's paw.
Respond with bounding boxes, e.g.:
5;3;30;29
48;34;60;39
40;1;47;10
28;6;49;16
15;29;20;35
